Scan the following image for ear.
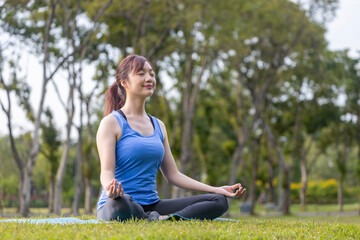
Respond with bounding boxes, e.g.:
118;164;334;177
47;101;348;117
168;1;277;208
120;80;128;89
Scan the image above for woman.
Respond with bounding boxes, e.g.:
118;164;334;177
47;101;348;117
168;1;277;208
96;55;246;221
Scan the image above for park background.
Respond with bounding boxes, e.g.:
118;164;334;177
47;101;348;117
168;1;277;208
0;0;359;219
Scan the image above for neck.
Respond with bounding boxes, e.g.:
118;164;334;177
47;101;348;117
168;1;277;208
121;95;147;116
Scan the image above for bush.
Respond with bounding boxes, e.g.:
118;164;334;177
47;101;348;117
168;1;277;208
290;179;356;204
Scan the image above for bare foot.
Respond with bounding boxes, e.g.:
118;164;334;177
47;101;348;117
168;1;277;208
159;215;169;220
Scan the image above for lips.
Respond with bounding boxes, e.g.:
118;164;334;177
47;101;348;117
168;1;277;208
144;85;153;89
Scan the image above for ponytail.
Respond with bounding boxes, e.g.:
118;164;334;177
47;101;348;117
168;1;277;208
103;54;151;116
103;82;126;116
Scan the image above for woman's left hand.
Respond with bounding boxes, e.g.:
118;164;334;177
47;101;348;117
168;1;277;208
215;183;246;198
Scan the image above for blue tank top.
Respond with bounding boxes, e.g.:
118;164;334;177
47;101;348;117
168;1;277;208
97;110;165;210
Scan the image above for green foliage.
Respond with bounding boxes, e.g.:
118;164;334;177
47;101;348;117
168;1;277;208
40;108;61;175
291;179;360;204
0;136;19;197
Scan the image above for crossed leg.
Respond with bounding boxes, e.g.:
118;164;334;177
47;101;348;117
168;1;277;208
142;194;229;220
97;193;228;221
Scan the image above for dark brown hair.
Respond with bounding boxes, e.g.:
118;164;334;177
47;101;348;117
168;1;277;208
103;55;152;116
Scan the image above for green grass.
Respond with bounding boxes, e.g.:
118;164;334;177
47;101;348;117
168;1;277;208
1;217;359;239
1;204;359;239
290;203;360;213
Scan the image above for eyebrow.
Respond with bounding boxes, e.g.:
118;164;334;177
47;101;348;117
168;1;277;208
139;68;154;72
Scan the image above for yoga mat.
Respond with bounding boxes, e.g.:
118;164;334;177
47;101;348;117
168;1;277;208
0;217;101;224
0;216;239;224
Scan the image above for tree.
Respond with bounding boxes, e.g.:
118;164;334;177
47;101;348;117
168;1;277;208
40;108;61;213
0;0;112;216
225;0;337;214
51;0;113;215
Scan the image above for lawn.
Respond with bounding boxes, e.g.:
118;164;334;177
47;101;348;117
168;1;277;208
229;202;360;217
1;216;359;239
1;203;359;239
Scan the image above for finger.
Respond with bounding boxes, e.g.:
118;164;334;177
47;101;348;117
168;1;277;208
232;183;241;190
109;181;114;190
240;188;246;196
116;182;121;196
111;184;117;195
120;188;124;197
107;180;114;190
109;185;114;195
108;189;113;198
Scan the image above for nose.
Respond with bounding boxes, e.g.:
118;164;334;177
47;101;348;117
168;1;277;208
145;72;154;81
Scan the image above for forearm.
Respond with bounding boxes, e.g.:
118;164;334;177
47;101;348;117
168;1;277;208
100;170;115;189
169;171;220;194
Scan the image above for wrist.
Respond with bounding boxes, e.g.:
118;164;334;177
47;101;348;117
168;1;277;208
211;186;221;194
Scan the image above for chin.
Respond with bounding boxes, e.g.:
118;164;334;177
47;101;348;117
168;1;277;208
144;91;154;98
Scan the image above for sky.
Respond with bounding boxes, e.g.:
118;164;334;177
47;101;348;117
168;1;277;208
325;0;360;57
0;0;360;137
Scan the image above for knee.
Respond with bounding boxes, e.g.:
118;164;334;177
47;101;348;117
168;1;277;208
107;194;133;213
214;194;229;213
107;193;131;203
98;194;137;221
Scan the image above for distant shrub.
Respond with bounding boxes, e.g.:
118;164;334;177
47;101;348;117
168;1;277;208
290;179;356;204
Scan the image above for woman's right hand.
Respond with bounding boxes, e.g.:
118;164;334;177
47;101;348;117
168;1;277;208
105;179;124;198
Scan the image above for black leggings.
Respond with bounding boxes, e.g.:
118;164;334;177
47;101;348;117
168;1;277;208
97;193;228;221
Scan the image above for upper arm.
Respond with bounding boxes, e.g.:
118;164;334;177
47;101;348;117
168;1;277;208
96;115;122;176
158;119;180;182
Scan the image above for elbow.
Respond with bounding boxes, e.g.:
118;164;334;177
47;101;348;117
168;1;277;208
165;170;181;186
162;174;173;185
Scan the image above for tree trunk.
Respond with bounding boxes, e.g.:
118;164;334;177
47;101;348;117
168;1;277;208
177;55;208;198
18;0;61;217
263;120;291;215
72;127;83;215
48;176;55;213
19;72;50;217
54;62;76;215
282;165;291;215
355;75;360;199
176;54;193;198
54;137;71;215
18;170;25;215
84;178;92;214
228;80;255;186
337;134;349;213
299;157;307;209
250;137;260;215
338;146;348;213
20;164;35;217
266;157;277;203
229;145;245;185
338;175;343;212
84;100;95;214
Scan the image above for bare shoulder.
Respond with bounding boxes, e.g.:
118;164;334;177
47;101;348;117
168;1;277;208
99;114;119;129
155;118;168;139
97;114;122;141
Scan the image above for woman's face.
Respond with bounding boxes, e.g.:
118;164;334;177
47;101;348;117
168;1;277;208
122;61;156;98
